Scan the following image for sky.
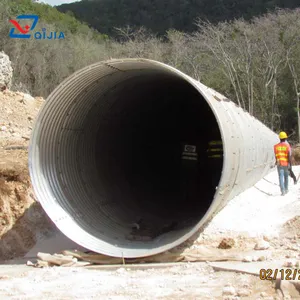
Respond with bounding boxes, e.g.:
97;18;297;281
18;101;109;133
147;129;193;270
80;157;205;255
39;0;80;6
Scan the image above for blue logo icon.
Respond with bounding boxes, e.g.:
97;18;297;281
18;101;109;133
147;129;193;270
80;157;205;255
9;15;39;39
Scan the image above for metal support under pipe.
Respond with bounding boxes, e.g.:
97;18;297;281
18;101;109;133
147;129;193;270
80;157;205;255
28;58;278;258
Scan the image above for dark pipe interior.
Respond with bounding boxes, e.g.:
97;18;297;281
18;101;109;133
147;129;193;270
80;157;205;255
95;73;223;240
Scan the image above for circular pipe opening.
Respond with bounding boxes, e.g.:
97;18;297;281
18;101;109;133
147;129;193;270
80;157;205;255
29;59;224;257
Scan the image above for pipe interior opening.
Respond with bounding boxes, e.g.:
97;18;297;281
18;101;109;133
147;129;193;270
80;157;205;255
33;63;225;256
90;71;224;242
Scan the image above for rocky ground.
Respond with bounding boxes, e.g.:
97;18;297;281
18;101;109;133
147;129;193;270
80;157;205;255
1;89;300;299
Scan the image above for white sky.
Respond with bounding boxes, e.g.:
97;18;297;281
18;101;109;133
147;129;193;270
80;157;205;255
39;0;80;6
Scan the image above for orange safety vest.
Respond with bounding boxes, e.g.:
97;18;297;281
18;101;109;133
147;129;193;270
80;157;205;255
274;142;290;167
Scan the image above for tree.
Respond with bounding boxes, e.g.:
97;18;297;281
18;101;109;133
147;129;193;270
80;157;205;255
279;9;300;142
194;20;247;109
56;0;300;38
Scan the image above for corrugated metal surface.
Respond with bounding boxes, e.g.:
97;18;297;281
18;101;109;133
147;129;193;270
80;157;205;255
28;59;278;258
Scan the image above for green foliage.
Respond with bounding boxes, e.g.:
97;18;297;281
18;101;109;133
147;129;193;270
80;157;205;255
2;0;300;139
6;0;107;37
56;0;300;37
0;0;109;97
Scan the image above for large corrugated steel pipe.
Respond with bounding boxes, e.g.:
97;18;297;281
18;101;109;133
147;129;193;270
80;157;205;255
29;58;278;258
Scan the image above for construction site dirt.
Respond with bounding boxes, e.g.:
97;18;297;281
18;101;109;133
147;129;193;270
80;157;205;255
1;90;300;299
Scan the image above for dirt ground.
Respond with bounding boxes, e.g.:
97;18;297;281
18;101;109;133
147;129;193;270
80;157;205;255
0;89;300;299
0;143;55;260
0;262;277;300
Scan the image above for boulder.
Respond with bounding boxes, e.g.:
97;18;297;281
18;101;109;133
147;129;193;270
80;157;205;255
0;51;13;91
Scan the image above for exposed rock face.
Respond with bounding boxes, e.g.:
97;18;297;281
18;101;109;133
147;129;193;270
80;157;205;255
0;89;48;260
0;51;13;91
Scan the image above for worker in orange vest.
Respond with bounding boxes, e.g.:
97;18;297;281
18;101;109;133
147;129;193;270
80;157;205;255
274;131;292;196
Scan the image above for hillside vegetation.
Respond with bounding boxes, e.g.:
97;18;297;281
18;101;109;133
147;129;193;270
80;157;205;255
5;0;107;38
0;0;108;96
57;0;300;37
1;0;300;140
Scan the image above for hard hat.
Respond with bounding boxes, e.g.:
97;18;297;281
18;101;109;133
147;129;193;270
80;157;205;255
279;131;288;139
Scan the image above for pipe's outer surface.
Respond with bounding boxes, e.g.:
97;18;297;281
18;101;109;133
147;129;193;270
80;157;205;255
29;58;278;258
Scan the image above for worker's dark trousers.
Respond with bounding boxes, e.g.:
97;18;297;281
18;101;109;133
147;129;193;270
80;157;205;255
289;169;297;184
277;165;289;195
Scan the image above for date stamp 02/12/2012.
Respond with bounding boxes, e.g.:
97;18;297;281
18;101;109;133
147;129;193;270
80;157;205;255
260;268;300;281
